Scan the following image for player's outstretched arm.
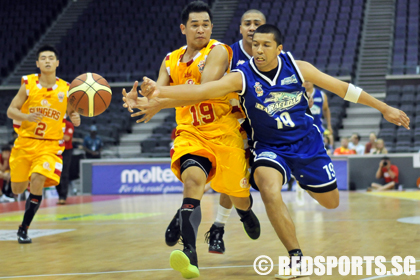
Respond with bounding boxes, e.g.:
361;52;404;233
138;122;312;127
155;72;243;100
297;60;410;130
7;84;43;123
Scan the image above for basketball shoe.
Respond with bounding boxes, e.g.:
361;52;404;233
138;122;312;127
17;226;32;244
275;256;308;279
205;224;225;254
165;209;181;246
170;244;199;279
236;208;260;240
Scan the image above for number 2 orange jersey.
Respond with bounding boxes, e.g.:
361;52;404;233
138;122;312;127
15;74;68;140
165;39;241;137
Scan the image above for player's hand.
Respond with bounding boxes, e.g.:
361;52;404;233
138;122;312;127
122;81;140;113
328;126;333;134
26;112;43;123
382;105;410;129
130;98;163;123
69;112;81;127
140;77;160;100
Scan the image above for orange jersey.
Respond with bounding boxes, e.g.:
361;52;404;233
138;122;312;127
165;39;244;137
14;74;68;140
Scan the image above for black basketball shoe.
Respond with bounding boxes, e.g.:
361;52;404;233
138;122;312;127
237;208;260;240
205;224;225;254
165;209;181;246
17;226;32;244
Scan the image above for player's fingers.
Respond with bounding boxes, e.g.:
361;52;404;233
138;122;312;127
122;88;127;97
131;111;145;117
131;81;138;93
136;115;148;123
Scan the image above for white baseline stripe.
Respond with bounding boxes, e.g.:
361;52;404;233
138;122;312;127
1;261;419;279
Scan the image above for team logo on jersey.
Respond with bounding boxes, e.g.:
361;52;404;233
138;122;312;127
58;92;65;102
185;79;194;85
198;60;205;73
236;60;245;66
310;104;321;115
41;99;51;107
43;162;51;171
280;74;298;85
257;151;277;159
254;82;264;97
240;177;249;189
255;91;303;116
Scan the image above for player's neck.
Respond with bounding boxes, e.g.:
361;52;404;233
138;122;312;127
242;40;252;57
38;72;57;88
182;47;201;62
306;88;314;95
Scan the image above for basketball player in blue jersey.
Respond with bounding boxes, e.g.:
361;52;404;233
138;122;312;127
136;24;410;278
304;81;333;136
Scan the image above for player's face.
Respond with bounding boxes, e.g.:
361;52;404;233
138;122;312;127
252;33;282;71
36;51;59;73
303;81;314;91
181;12;212;49
240;13;265;45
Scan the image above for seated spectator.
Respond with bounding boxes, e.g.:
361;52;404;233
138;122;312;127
365;132;377;154
370;138;388;154
83;125;103;159
334;137;356;155
348;133;364;155
369;156;399;191
0;146;14;202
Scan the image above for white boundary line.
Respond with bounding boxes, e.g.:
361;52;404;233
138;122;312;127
1;260;419;279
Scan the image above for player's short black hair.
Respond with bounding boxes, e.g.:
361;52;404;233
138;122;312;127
1;145;11;152
181;1;212;25
37;45;59;60
254;24;283;46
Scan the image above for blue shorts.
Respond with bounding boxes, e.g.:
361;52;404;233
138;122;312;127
250;126;337;193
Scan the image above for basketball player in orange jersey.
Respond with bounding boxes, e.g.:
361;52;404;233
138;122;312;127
123;1;259;278
7;45;81;244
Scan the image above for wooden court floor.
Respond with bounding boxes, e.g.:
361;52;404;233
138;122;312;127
1;191;420;280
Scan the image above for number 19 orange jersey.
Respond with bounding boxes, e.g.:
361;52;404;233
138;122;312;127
15;74;68;140
165;39;241;138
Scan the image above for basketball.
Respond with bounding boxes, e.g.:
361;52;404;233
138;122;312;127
68;73;112;117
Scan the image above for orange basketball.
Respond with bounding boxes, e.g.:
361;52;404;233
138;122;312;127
68;73;112;117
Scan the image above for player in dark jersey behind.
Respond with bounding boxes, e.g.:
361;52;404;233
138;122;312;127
136;24;410;279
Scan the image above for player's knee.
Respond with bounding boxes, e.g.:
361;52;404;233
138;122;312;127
322;199;339;209
183;175;206;191
11;182;28;194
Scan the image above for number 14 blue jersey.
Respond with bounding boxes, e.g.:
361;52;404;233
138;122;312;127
233;52;315;146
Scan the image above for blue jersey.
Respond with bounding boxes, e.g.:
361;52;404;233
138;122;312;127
231;40;252;70
233;52;313;146
309;88;325;133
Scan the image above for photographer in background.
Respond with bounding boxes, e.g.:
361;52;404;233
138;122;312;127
368;156;400;191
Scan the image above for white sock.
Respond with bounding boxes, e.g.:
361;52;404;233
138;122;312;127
214;205;232;227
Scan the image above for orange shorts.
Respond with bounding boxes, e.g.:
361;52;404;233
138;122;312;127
171;128;250;198
10;137;64;187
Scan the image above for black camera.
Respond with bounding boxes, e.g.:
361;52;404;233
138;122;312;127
383;161;388;166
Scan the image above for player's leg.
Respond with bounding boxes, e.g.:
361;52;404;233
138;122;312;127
305;188;339;209
170;154;211;279
254;165;301;252
205;193;232;254
56;149;72;204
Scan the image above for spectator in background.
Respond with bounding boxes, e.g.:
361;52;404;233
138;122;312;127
56;118;74;205
348;133;364;155
83;125;103;159
334;137;356;155
0;146;14;202
369;156;399;191
365;132;377;154
370;138;388;154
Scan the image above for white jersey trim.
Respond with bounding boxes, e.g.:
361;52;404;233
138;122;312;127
286;52;305;83
253;154;289;185
239;40;252;60
232;69;247;96
249;56;282;86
